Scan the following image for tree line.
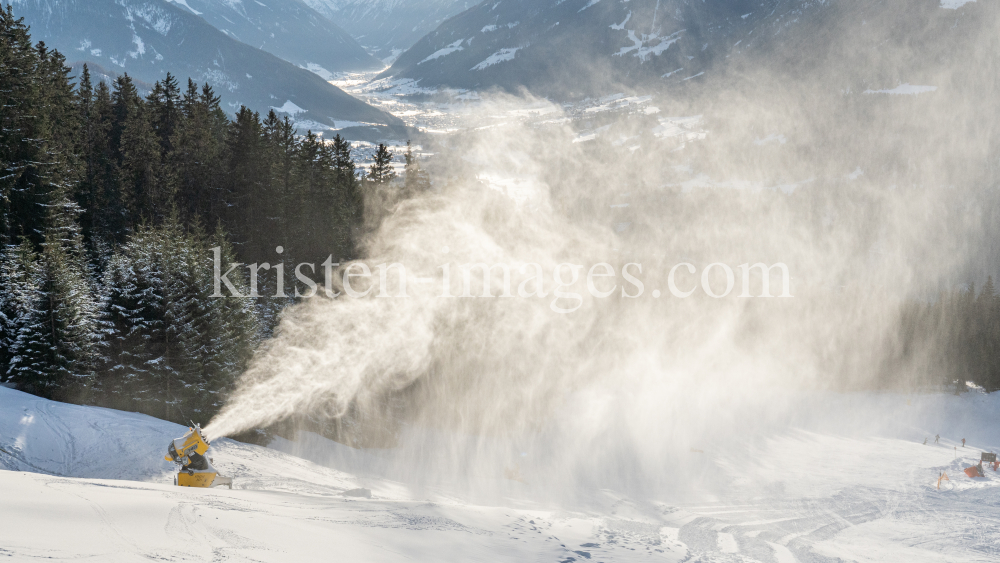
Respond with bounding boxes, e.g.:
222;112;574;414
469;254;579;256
0;9;418;422
886;278;1000;393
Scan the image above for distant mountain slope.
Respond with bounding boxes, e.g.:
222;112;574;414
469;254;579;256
379;0;774;97
380;0;993;98
162;0;382;76
4;0;405;134
301;0;478;62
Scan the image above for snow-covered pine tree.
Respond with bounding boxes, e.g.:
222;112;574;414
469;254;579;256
99;227;168;410
99;220;260;421
0;15;104;397
199;226;259;414
8;197;104;398
0;240;43;385
161;218;215;418
0;247;10;380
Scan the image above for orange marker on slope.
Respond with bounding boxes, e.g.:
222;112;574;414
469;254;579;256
938;472;950;489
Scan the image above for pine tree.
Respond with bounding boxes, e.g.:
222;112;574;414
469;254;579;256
368;143;397;184
979;276;1000;390
1;31;81;250
333;134;364;259
0;14;100;395
332;135;356;186
0;240;42;384
100;225;169;409
196;225;259;414
264;110;297;198
263;110;298;251
8;196;103;397
4;249;49;392
119;100;173;226
110;74;141;160
170;80;227;224
99;219;259;420
290;131;339;269
225;106;270;259
403;140;431;192
77;69;124;249
0;7;42;247
147;73;181;157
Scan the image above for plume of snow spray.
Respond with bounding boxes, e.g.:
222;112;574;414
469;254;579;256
205;16;1000;496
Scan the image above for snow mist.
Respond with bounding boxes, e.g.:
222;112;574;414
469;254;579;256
205;5;1000;500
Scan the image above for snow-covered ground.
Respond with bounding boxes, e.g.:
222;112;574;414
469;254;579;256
3;385;1000;561
329;71;662;138
333;70;681;176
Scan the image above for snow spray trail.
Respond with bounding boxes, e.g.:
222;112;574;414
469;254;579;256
204;145;617;439
206;46;999;494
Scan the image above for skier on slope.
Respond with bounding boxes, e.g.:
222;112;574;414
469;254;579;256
935;434;940;444
962;438;967;447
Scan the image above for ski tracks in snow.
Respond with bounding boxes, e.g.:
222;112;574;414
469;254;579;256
662;478;1000;562
37;400;77;476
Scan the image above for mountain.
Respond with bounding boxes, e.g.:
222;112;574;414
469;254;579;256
378;0;774;97
300;0;478;63
379;0;991;99
4;0;405;136
161;0;382;77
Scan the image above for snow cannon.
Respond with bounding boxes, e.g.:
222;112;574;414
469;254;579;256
165;424;232;489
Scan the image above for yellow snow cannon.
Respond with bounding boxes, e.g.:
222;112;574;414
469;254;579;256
165;424;232;489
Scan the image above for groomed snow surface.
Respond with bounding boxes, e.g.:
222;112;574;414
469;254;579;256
863;84;938;95
3;386;1000;562
940;0;975;9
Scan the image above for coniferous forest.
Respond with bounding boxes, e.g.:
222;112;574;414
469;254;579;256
0;9;410;423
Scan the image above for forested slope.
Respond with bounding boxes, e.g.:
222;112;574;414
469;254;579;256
0;10;393;423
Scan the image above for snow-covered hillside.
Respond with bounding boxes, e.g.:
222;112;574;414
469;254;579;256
4;385;1000;561
379;0;993;98
380;0;789;96
301;0;476;62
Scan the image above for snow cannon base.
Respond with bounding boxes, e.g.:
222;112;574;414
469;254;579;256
175;470;232;488
166;425;233;489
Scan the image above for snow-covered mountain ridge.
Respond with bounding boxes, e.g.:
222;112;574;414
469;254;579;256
379;0;992;98
159;0;381;74
301;0;477;62
380;0;808;96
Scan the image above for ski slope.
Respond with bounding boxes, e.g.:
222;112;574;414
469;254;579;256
2;386;1000;562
